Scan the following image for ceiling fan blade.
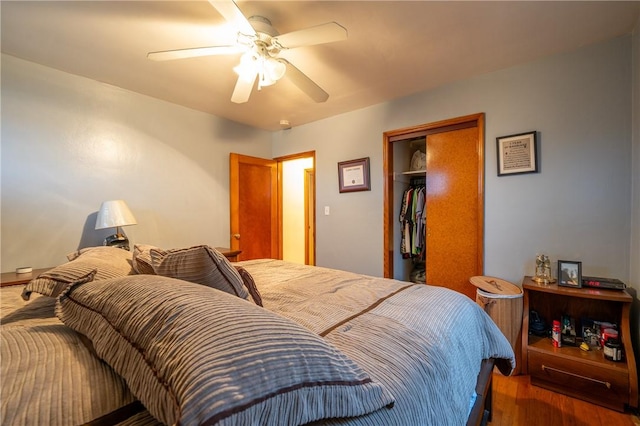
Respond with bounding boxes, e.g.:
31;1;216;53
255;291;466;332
274;22;347;49
231;72;257;103
147;45;244;61
282;60;329;103
208;0;256;37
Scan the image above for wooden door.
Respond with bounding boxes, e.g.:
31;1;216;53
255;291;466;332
229;153;278;260
424;127;480;299
383;113;484;299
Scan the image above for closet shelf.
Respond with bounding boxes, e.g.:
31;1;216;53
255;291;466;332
393;170;426;183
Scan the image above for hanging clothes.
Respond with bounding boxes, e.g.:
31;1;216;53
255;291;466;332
399;179;426;259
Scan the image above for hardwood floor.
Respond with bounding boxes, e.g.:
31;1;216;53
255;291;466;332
489;373;640;426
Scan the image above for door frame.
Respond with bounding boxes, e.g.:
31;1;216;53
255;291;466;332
382;113;485;278
274;151;316;264
304;167;316;265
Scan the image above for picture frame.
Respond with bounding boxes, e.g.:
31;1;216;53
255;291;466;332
496;131;538;176
558;260;582;288
338;157;371;193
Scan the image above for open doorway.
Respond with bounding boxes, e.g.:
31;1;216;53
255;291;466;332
229;151;315;265
277;152;315;265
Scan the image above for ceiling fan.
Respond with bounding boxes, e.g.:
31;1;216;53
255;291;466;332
147;0;347;104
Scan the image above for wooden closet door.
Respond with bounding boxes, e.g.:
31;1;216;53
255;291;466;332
383;113;484;297
425;127;480;299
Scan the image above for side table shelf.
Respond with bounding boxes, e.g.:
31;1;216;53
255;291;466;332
521;276;638;412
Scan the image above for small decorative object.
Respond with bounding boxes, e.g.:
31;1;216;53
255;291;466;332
95;200;137;250
561;315;577;346
338;157;371;193
581;318;600;347
558;260;582;288
496;131;538;176
532;254;555;284
604;338;623;362
410;150;426;171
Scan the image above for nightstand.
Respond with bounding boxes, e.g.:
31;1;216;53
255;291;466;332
215;247;241;262
521;276;638;412
1;268;51;287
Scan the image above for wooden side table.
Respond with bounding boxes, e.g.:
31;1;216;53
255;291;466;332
1;268;51;287
215;247;241;262
521;276;638;411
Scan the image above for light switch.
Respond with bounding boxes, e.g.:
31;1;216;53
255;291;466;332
324;206;330;215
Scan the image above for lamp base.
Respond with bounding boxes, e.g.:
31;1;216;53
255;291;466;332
104;234;130;251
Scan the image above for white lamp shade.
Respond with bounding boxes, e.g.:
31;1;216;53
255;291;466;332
95;200;137;230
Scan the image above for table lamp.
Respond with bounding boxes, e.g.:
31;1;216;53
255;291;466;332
95;200;137;250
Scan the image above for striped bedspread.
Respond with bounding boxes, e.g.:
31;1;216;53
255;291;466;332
1;259;514;426
239;259;515;425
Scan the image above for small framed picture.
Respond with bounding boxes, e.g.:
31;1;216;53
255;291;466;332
558;260;582;288
338;157;371;193
496;131;538;176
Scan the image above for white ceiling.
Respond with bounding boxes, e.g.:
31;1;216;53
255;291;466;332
2;1;639;131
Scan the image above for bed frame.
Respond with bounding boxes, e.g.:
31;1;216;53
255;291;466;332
467;358;495;426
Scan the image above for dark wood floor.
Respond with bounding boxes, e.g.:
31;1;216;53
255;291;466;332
489;373;640;426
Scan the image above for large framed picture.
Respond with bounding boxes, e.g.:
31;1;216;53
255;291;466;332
558;260;582;288
338;157;371;193
496;131;538;176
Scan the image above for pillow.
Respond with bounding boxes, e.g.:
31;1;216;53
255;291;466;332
150;245;249;300
22;246;134;300
131;244;157;275
0;323;137;425
56;275;394;426
21;269;96;301
234;265;263;306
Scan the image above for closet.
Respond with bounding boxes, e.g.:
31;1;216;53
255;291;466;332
383;113;484;299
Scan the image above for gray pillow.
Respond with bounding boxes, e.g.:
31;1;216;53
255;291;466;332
131;244;157;275
150;245;249;300
234;265;263;306
22;246;133;300
56;275;394;426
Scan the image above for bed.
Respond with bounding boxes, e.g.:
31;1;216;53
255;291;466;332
1;245;515;426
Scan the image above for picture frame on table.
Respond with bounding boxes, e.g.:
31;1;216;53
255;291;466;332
496;131;538;176
338;157;371;193
558;260;582;288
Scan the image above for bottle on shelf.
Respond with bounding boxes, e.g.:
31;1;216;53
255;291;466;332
551;320;561;348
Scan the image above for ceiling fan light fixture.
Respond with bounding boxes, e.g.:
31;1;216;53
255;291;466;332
149;0;346;103
236;51;287;88
233;51;258;82
266;58;286;81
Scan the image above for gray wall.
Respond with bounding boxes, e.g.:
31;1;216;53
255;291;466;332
274;36;634;288
1;54;272;269
1;36;634;286
2;36;634;284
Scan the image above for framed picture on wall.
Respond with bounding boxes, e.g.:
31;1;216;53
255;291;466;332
496;131;538;176
338;157;371;193
558;260;582;288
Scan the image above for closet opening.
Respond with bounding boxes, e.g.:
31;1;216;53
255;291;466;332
383;113;485;299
